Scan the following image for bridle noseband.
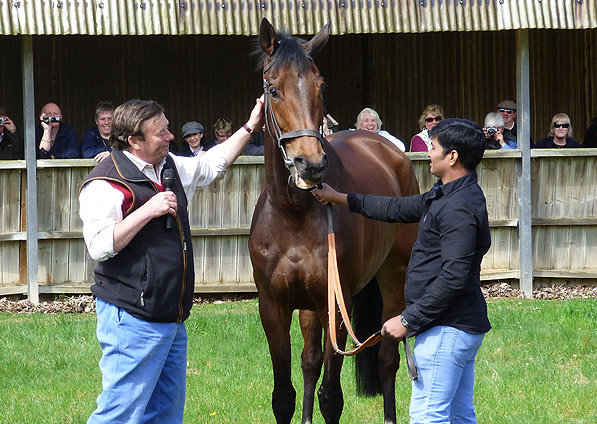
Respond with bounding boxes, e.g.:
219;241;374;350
263;58;326;188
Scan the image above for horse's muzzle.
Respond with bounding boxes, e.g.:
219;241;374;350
293;153;329;188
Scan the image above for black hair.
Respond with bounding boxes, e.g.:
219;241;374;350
430;118;486;171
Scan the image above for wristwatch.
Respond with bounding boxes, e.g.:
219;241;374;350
400;315;409;328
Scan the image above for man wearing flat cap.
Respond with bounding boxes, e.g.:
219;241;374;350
496;100;518;142
178;121;212;157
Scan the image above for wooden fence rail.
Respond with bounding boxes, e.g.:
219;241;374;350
0;150;596;296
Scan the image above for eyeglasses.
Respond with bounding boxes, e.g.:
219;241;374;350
553;122;570;128
499;108;515;114
425;116;442;123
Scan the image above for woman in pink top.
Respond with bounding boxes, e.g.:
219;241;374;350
410;104;444;152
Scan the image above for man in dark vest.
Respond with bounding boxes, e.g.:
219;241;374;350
80;97;264;423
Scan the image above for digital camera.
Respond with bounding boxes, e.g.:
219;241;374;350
43;116;61;124
0;117;5;125
486;126;498;137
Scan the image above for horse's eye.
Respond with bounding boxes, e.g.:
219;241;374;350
269;86;279;98
321;83;327;93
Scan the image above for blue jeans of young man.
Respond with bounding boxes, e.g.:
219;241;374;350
88;298;188;424
410;326;485;424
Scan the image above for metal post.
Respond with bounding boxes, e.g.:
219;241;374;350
22;35;39;304
516;30;533;298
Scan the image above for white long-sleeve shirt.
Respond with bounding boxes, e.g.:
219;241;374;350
79;146;228;262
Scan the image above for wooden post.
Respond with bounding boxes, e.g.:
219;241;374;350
516;30;533;298
22;35;39;304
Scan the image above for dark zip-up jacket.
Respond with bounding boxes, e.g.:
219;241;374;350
81;150;194;323
347;171;492;336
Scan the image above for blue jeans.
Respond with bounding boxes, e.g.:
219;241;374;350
88;298;188;424
410;326;485;424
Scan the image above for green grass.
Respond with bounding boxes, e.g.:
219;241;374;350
0;298;595;423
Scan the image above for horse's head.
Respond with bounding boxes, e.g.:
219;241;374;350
259;18;330;190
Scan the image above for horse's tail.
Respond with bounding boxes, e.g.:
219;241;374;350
352;278;383;396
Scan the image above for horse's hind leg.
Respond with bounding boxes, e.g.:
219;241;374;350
299;310;324;424
258;295;296;424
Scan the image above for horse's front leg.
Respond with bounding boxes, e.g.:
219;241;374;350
299;310;324;424
258;295;296;424
317;309;347;424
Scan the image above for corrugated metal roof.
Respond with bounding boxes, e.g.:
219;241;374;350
0;0;596;35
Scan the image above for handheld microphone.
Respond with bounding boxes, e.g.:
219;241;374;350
163;168;175;230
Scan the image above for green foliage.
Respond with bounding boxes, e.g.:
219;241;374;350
0;299;595;423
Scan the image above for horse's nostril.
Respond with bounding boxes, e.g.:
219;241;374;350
294;156;307;172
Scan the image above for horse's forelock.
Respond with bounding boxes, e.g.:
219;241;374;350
252;31;311;75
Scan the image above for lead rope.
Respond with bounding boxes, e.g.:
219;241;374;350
326;204;419;380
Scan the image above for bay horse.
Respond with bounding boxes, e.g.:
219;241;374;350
249;18;419;424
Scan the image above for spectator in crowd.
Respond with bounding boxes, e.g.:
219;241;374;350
81;101;114;163
312;118;491;424
534;113;582;148
243;126;265;156
177;121;206;157
483;112;517;150
79;96;264;423
410;104;444;152
206;117;234;151
322;113;339;136
355;107;405;151
0;107;24;160
583;117;597;148
497;100;517;141
35;102;80;159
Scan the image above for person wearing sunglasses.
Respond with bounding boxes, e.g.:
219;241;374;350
534;113;582;148
496;99;517;138
355;107;406;152
410;104;444;152
482;112;517;150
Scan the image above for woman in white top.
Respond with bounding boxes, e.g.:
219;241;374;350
355;107;405;152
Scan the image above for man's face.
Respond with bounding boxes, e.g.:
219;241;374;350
41;103;62;129
215;129;232;143
428;136;451;179
95;111;112;138
498;107;516;128
185;132;203;149
130;113;174;165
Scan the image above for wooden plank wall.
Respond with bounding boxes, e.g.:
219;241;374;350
0;151;596;296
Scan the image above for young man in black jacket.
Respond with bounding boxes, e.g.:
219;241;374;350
312;118;491;423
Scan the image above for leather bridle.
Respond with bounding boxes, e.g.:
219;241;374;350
262;58;326;188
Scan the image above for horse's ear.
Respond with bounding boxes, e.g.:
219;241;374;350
304;22;330;57
260;18;277;56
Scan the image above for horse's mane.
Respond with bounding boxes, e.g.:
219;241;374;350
252;30;311;75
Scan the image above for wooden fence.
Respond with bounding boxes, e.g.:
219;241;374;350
0;150;596;296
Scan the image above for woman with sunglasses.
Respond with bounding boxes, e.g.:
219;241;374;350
410;104;444;152
535;113;582;148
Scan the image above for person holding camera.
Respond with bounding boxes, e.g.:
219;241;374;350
0;107;24;160
483;112;517;150
35;102;80;159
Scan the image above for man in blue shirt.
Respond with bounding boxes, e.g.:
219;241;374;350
313;118;491;423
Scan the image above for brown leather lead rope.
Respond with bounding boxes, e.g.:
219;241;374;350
326;205;419;380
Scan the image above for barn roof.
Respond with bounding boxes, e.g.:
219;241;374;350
1;0;595;36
